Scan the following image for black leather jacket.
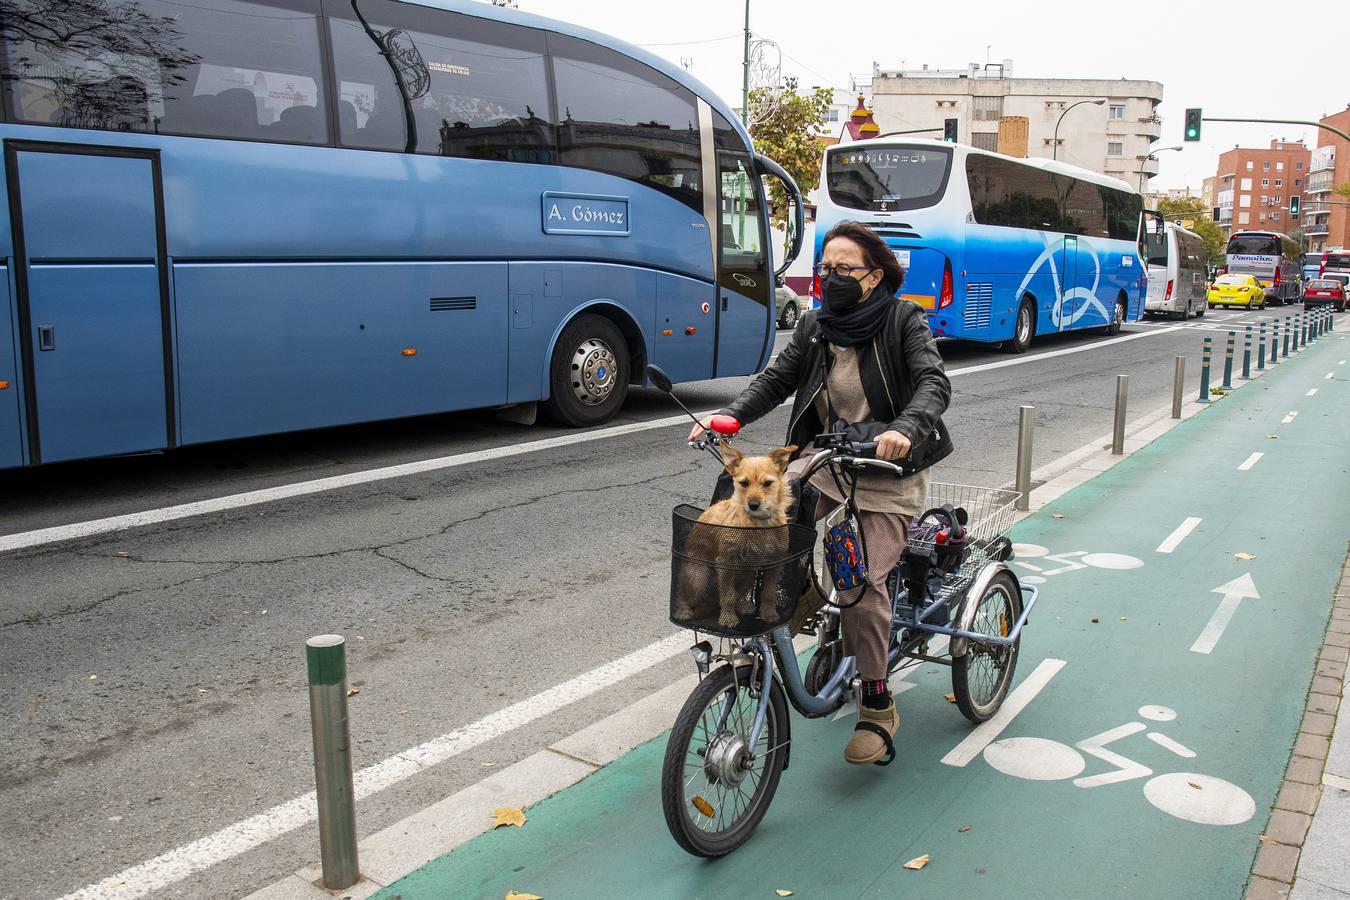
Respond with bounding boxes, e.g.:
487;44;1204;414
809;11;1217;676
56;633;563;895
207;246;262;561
720;298;954;473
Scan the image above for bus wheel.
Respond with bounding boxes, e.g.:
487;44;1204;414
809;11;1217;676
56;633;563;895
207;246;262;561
1104;297;1126;336
1003;298;1035;354
543;314;630;427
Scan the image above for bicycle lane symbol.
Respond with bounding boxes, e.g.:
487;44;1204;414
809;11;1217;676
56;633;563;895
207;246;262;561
981;704;1257;826
1010;544;1145;586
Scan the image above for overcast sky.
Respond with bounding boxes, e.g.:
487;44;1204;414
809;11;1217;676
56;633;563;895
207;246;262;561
510;0;1346;192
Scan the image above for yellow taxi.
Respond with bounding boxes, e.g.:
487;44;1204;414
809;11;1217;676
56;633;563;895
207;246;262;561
1208;273;1266;309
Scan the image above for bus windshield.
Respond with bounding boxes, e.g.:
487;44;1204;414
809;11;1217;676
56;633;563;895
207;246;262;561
1227;235;1280;256
826;145;952;212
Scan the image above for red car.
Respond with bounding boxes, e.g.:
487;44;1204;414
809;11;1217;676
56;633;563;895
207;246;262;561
1304;279;1347;312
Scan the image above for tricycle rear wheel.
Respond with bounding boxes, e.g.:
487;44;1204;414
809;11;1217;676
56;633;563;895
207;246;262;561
951;572;1022;723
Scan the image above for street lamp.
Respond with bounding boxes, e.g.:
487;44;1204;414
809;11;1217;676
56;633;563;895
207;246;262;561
1052;98;1106;160
1138;145;1183;192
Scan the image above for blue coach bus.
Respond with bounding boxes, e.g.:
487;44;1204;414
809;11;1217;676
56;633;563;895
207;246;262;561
0;0;802;468
813;139;1149;352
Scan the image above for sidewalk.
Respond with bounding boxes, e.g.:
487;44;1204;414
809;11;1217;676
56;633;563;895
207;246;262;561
271;324;1350;900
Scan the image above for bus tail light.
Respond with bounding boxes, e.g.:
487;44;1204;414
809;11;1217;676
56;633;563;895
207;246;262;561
939;260;953;309
1164;279;1173;301
1273;267;1281;288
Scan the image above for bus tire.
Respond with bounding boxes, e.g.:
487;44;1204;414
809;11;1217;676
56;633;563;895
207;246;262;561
543;314;630;427
1104;296;1127;336
1003;298;1035;354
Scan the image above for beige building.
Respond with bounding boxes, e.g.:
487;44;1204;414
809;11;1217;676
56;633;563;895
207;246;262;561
1202;176;1217;212
867;61;1163;188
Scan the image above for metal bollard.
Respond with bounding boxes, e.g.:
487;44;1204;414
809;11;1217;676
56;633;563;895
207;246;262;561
1221;330;1235;390
1172;356;1185;418
1283;316;1292;357
1271;320;1280;363
1258;321;1267;370
1198;336;1212;403
307;635;360;890
1014;405;1034;512
1294;312;1302;351
1304;311;1311;345
1241;326;1252;379
1112;374;1128;455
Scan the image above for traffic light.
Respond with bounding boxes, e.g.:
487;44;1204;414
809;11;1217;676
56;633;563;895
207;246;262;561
1183;108;1202;141
1289;195;1301;216
943;118;958;143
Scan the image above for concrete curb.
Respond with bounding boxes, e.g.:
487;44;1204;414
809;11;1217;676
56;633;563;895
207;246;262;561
245;317;1345;900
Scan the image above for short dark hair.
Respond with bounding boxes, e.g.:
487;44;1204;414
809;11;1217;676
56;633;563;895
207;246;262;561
821;221;905;296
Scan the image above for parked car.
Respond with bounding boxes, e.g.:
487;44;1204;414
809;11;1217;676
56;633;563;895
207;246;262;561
1208;274;1266;309
1303;278;1347;312
774;281;801;329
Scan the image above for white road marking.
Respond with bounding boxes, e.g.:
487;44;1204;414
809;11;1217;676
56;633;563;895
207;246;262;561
1147;732;1197;758
1327;372;1336;380
1307;388;1319;397
1190;573;1260;655
57;632;691;900
1282;412;1298;424
1156;517;1202;554
1325;772;1350;792
1142;772;1256;826
1238;452;1263;471
2;323;1194;555
941;657;1066;767
1073;722;1151;788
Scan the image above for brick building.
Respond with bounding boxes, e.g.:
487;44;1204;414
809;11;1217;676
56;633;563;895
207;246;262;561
1303;106;1350;253
1214;140;1310;239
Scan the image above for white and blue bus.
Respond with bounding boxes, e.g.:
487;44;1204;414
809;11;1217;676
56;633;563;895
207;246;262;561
0;0;802;469
813;139;1149;352
1224;231;1300;306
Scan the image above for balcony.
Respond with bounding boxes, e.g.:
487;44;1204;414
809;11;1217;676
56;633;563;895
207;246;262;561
1302;202;1333;216
1305;218;1331;237
1137;113;1162;141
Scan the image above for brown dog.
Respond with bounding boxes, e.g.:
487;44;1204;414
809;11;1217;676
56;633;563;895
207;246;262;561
676;445;798;629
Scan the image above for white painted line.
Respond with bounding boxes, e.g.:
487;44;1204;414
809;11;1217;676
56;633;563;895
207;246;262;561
1146;732;1197;758
1190;574;1260;655
1282;412;1298;425
1340;360;1346;365
58;632;690;900
1307;388;1319;397
1237;452;1264;472
1156;517;1202;554
1327;372;1336;380
940;657;1066;767
3;324;1191;555
1325;772;1350;792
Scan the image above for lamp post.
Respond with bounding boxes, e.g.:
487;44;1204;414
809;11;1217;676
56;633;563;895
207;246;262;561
1138;144;1183;193
1052;98;1106;160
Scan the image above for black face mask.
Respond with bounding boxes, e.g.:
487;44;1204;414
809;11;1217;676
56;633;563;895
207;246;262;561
822;271;872;313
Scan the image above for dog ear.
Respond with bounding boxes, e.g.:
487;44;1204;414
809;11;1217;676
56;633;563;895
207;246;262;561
720;444;743;475
768;445;798;473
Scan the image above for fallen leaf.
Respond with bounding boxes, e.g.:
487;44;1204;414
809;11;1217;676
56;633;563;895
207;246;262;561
260;609;268;615
492;807;526;829
1257;834;1277;845
903;854;930;871
89;675;97;681
505;892;542;900
944;693;956;703
776;891;795;897
958;826;971;833
108;815;123;823
1091;617;1100;624
1051;513;1065;519
197;688;207;693
116;551;129;557
1266;434;1279;440
356;635;365;640
1120;616;1128;621
480;761;496;768
1187;781;1202;790
346;688;359;697
1236;552;1256;561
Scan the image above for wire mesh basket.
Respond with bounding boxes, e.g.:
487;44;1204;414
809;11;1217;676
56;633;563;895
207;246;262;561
905;483;1021;603
669;503;816;637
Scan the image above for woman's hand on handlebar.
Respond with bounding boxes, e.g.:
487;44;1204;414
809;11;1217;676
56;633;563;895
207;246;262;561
688;417;714;443
875;430;912;462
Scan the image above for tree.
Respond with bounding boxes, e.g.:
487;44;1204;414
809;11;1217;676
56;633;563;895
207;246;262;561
747;77;832;231
1156;196;1226;265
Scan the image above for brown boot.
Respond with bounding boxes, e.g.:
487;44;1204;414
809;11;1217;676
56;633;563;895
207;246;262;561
844;698;899;766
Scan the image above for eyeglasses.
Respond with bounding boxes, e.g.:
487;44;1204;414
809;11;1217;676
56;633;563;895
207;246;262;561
813;263;874;278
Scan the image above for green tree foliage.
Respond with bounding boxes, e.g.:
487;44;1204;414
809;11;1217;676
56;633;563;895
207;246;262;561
1156;196;1226;265
747;77;833;230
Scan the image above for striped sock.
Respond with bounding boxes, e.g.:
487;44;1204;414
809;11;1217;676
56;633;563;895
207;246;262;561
861;679;890;709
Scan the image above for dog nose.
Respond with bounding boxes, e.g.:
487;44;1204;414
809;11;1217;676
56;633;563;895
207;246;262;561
748;501;761;511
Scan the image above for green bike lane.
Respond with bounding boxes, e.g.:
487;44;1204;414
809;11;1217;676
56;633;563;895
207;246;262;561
376;333;1350;900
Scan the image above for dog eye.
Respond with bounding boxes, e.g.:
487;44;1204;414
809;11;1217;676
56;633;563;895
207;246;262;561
762;480;774;487
738;479;750;487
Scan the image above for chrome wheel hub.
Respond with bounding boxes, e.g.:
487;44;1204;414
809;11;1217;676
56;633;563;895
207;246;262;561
570;338;618;406
703;731;751;786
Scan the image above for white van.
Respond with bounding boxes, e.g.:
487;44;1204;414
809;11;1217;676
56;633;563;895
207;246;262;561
1144;222;1208;319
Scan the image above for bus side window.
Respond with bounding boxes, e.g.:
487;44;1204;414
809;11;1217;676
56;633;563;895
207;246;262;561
325;0;553;161
548;34;702;212
1;0;331;145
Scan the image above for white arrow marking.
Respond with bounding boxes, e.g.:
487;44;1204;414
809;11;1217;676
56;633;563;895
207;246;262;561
1190;573;1260;654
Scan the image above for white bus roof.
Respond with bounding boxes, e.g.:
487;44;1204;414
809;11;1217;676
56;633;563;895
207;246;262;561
827;136;1138;195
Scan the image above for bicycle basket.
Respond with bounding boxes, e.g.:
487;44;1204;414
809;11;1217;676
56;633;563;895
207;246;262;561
669;503;815;637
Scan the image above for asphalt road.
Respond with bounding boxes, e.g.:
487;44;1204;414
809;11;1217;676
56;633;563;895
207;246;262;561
0;306;1311;899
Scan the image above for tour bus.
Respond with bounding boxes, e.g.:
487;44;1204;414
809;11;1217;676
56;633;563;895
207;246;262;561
1224;231;1301;306
813;139;1150;352
0;0;802;469
1301;252;1325;283
1321;249;1350;280
1143;221;1208;319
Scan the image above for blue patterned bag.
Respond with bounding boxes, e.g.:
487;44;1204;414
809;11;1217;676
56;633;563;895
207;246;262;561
823;519;867;591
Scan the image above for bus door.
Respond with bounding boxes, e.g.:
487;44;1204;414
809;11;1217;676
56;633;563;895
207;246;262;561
714;151;772;377
6;143;172;464
1056;234;1081;331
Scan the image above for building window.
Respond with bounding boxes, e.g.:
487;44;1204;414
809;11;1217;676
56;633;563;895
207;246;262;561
1259;213;1266;223
1241;178;1252;190
1274;179;1282;187
1277;162;1284;172
1261;179;1269;187
972;96;1003;121
1246;161;1254;171
1274;195;1281;205
1297;161;1304;169
1262;161;1270;171
1108;104;1125;119
1296;178;1302;187
824;108;840;123
1239;194;1250;207
1238;212;1250;224
1259;195;1267;204
1272;212;1280;221
970;131;999;151
1107;141;1124;156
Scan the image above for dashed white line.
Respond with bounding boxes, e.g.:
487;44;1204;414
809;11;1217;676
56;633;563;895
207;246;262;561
1327;372;1336;380
941;658;1067;767
1307;388;1319;397
1282;412;1298;425
1156;517;1202;554
1238;452;1264;471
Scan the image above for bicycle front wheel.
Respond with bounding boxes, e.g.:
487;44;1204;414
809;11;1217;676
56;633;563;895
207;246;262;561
951;571;1022;723
660;663;788;857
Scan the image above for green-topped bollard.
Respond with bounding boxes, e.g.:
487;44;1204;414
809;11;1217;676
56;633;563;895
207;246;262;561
1242;325;1252;379
1284;316;1292;357
1272;319;1280;363
1198;336;1212;403
1221;330;1235;390
1258;321;1267;370
1303;311;1310;345
307;635;360;890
